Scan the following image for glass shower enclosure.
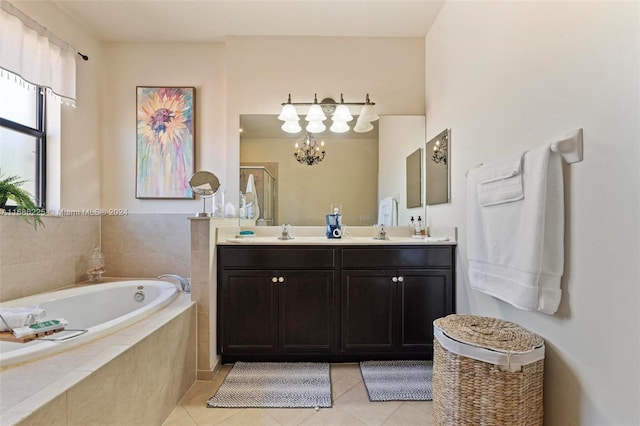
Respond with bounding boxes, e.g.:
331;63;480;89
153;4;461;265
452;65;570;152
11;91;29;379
240;166;277;226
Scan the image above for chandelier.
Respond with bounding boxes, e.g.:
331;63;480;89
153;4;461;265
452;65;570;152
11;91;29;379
278;93;379;134
432;131;448;165
294;133;326;166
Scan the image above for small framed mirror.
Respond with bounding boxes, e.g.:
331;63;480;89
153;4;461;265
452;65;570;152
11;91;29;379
425;129;450;205
406;148;422;208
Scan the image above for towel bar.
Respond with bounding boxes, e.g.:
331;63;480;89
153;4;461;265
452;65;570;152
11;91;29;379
550;128;583;164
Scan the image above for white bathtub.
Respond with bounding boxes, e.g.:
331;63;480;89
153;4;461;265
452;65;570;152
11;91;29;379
0;280;178;368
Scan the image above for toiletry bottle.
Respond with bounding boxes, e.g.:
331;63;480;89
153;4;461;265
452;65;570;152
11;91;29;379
417;216;425;236
415;216;423;236
409;216;415;229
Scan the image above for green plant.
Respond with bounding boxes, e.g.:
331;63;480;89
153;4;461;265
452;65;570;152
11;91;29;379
0;172;44;229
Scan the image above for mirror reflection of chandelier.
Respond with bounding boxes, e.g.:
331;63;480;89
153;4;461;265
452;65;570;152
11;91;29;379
432;132;448;165
294;133;326;166
278;93;379;134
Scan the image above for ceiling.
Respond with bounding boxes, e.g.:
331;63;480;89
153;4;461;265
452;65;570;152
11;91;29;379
45;0;446;42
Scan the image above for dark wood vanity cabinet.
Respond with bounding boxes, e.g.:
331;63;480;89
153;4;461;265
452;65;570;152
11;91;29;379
217;244;455;362
218;247;336;361
221;269;334;354
341;268;452;354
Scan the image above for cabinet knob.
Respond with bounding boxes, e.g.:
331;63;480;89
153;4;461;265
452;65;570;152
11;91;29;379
271;277;278;283
278;276;285;283
397;276;404;283
392;277;398;283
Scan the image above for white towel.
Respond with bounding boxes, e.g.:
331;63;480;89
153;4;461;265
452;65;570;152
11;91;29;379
245;174;256;194
377;197;397;226
0;305;46;331
476;152;525;206
244;174;260;219
466;144;564;314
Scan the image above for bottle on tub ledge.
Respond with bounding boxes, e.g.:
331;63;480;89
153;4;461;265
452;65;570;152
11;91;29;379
87;247;105;282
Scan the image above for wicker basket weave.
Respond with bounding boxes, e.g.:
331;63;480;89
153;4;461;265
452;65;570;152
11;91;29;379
432;315;545;426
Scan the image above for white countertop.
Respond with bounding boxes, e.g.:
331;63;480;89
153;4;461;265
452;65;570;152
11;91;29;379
216;226;457;246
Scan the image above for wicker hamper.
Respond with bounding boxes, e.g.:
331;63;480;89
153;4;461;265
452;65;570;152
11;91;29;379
432;314;545;426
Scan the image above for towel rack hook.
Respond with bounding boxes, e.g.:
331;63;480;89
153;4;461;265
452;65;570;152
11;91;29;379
550;128;583;164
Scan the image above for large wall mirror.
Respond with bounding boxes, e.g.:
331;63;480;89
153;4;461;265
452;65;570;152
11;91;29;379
425;129;450;205
406;148;422;208
239;115;379;226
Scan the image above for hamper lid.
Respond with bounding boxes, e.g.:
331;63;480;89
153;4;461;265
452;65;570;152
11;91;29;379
434;314;543;353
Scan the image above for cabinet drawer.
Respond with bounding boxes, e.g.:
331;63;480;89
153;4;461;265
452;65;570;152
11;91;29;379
341;246;453;268
219;247;335;269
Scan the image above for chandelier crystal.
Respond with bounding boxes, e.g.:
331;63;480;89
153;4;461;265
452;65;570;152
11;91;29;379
294;133;326;166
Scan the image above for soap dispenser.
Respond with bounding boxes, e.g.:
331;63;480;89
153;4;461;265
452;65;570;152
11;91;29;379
87;247;105;282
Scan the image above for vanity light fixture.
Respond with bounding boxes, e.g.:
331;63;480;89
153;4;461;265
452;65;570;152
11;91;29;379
279;93;378;134
294;133;326;166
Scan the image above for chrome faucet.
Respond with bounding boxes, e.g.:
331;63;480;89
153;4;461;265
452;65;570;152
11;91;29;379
158;274;191;293
278;224;294;240
373;224;388;240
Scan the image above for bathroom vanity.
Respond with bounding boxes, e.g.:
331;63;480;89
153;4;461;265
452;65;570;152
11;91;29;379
216;234;456;363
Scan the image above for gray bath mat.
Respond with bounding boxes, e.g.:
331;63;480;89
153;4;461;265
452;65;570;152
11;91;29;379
207;362;332;408
360;360;433;401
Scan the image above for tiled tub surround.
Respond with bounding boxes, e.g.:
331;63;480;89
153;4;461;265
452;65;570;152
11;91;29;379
0;216;100;302
101;214;192;279
0;292;196;425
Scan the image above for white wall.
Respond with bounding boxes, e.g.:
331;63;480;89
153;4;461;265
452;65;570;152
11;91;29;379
98;36;424;213
101;42;226;212
425;2;639;425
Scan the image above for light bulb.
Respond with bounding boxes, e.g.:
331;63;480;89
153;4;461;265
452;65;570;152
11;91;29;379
305;104;326;122
281;120;302;133
306;121;326;133
332;105;353;122
278;104;299;121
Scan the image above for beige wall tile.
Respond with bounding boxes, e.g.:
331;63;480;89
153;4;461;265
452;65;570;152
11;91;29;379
0;216;99;302
15;394;67;426
65;306;195;425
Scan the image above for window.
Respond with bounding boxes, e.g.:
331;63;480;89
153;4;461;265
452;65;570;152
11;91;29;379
0;76;46;210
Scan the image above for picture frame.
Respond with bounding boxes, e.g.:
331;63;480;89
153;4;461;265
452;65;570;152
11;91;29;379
136;86;195;199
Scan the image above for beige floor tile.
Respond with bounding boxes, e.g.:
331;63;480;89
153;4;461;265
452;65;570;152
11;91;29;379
215;408;281;425
334;383;402;425
330;368;362;399
299;406;367;426
163;405;197;426
330;362;363;380
164;363;435;426
382;402;432;426
403;401;433;417
264;407;317;425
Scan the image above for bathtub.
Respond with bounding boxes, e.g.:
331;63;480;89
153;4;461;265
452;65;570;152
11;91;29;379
0;280;179;369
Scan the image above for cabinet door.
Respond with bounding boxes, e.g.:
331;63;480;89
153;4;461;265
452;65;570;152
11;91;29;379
278;270;334;353
397;269;453;352
221;270;278;353
341;270;396;352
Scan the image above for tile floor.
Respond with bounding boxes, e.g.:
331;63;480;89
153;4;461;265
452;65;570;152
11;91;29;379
163;363;433;425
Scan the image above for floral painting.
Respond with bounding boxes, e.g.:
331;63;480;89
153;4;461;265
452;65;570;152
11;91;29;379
136;86;195;199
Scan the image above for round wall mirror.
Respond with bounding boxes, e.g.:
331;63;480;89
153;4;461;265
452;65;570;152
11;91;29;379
189;171;221;217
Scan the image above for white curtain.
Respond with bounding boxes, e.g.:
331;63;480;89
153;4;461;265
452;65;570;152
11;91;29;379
0;0;76;105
